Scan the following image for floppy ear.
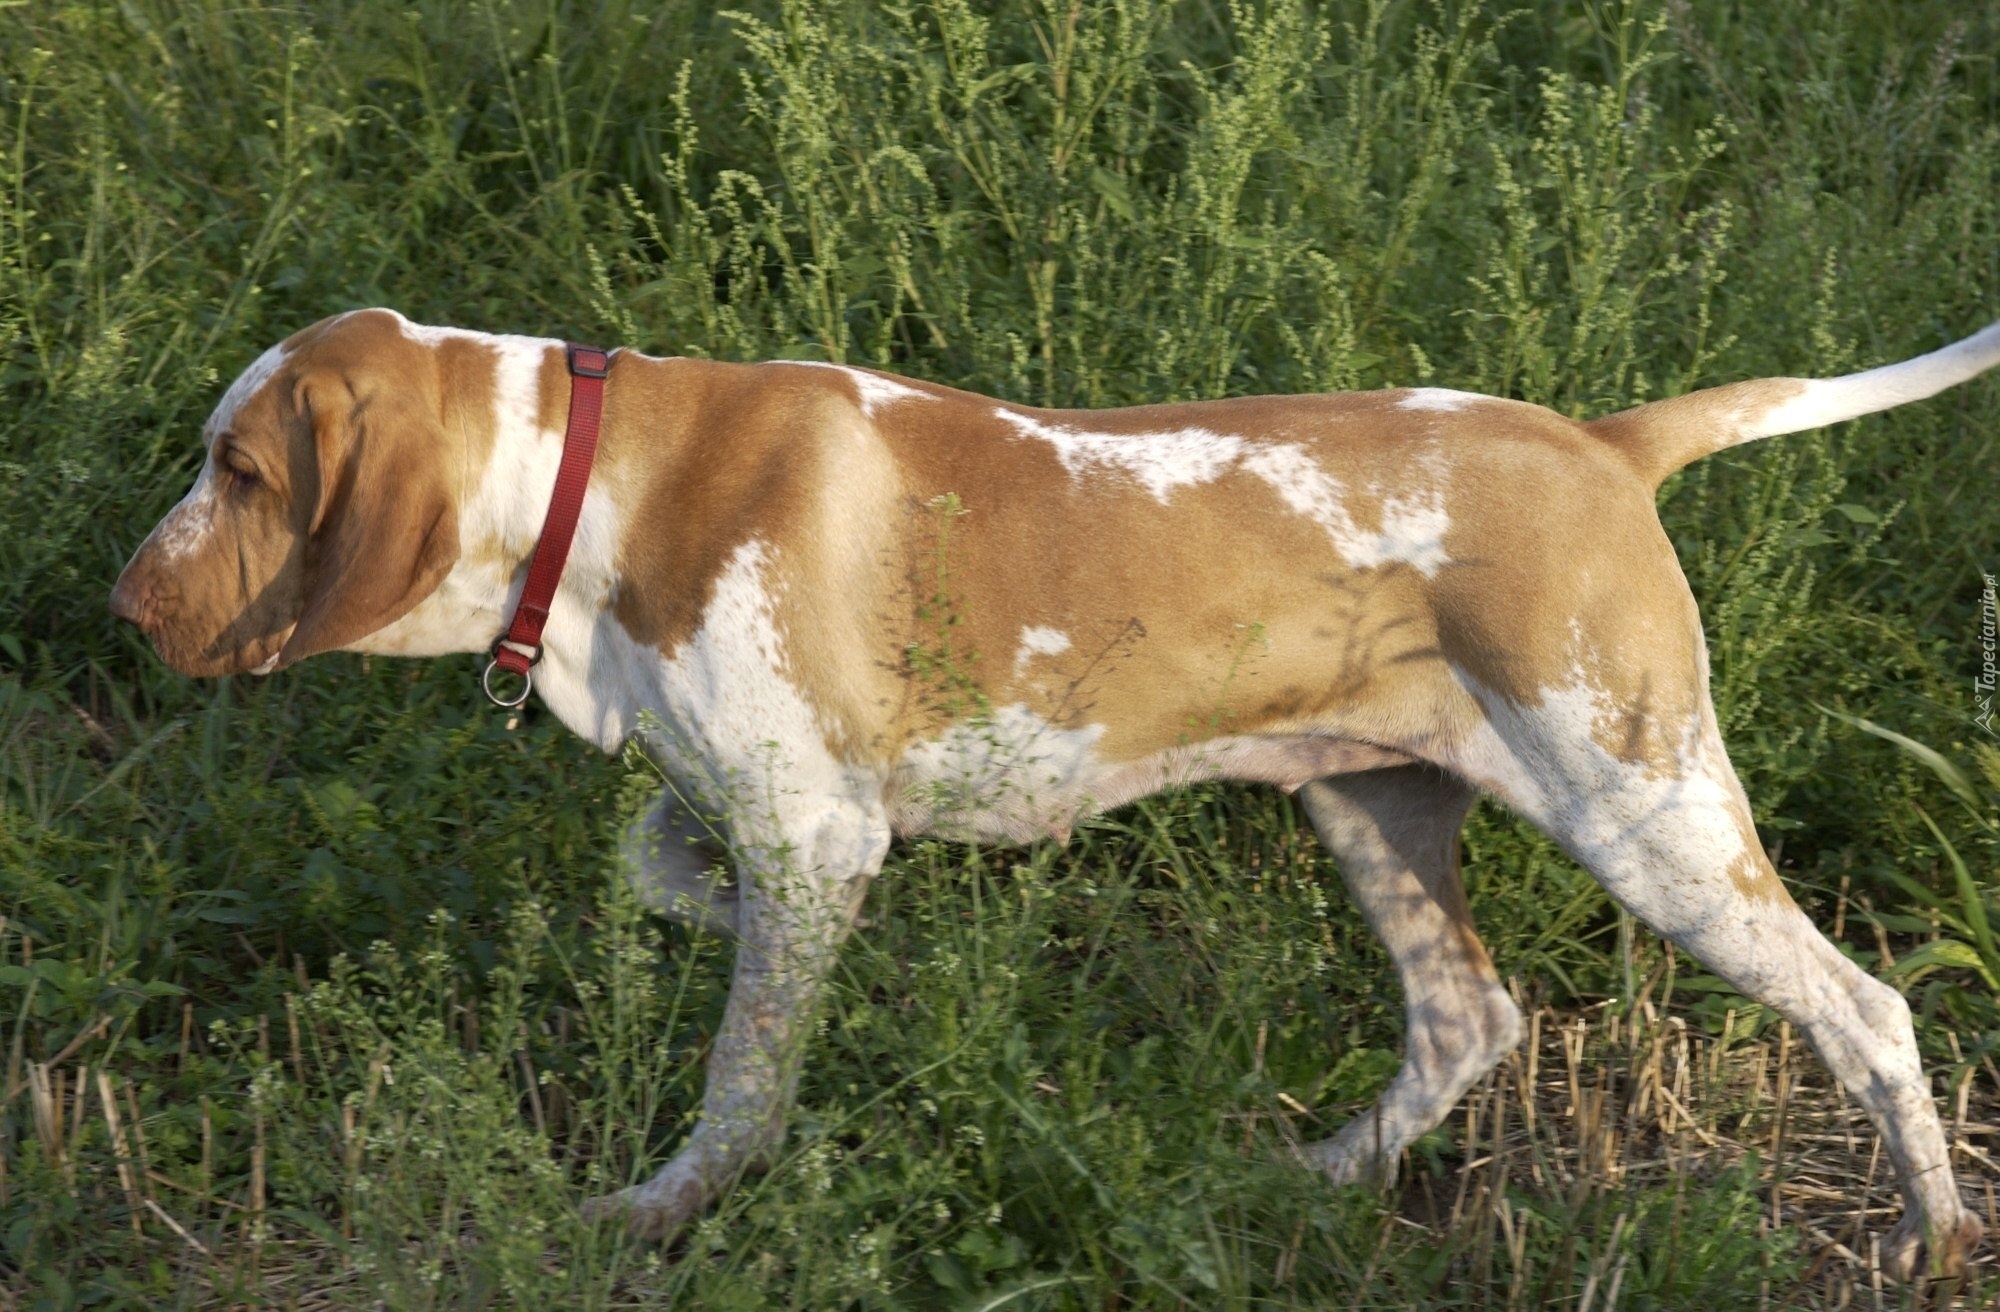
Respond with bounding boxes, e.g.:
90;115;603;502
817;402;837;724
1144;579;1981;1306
276;372;460;667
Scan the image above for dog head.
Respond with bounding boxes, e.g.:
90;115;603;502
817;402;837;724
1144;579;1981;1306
109;310;462;676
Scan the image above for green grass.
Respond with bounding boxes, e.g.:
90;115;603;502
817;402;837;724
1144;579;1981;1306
3;0;1999;1306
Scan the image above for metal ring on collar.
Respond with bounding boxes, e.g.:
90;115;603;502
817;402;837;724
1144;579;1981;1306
482;658;534;708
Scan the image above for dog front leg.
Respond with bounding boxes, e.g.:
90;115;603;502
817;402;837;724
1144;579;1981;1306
621;791;740;937
585;797;890;1242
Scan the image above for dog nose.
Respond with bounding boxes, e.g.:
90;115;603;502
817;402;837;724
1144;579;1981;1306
109;573;149;629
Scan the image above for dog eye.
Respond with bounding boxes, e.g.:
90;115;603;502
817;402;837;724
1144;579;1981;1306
224;457;261;490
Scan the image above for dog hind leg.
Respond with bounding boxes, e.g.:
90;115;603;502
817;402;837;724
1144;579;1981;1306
1294;765;1523;1184
1456;686;1980;1281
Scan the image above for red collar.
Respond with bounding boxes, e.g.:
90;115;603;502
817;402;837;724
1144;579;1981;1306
482;342;610;707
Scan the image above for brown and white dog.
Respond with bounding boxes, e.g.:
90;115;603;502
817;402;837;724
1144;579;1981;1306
110;308;1999;1276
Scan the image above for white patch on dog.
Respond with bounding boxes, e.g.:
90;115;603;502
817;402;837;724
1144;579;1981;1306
153;340;296;564
995;406;1453;572
1443;666;1752;931
1396;387;1481;413
779;361;933;417
204;342;291;437
391;311;491;350
536;539;884;855
1241;444;1452;576
994;408;1246;503
619;541;890;882
649;541;842;777
149;465;223;562
1013;625;1072;675
471;334;567;556
893;703;1106;842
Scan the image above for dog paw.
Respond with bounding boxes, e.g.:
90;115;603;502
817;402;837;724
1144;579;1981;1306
1880;1208;1983;1283
1291;1130;1396;1189
580;1163;712;1243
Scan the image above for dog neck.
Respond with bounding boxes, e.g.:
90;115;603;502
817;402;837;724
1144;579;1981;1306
350;324;628;665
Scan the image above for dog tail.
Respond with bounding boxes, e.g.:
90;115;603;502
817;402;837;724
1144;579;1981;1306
1589;320;2000;489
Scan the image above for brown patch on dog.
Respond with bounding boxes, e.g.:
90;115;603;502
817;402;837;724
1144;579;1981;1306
434;335;505;480
854;388;1472;767
599;361;832;662
536;346;569;438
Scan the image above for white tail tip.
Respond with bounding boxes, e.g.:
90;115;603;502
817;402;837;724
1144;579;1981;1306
1743;320;2000;440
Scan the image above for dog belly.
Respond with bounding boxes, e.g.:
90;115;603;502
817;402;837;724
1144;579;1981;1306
887;706;1412;843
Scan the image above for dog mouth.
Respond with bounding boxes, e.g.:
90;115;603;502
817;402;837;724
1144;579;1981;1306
248;631;294;675
138;618;295;680
226;624;293;677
